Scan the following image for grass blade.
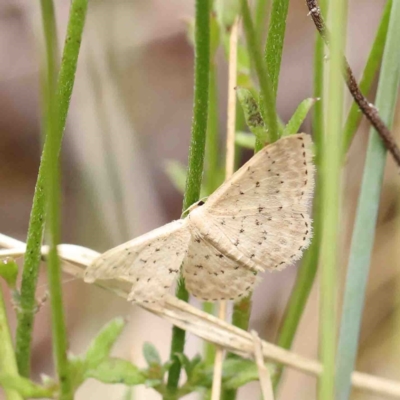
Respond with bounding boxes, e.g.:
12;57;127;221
264;0;289;96
319;0;347;398
282;98;317;136
335;2;400;399
342;0;392;155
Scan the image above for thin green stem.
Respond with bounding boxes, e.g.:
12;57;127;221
166;0;210;396
0;285;23;400
272;0;327;390
15;0;59;376
264;0;290;97
335;2;400;399
319;0;346;399
40;0;74;397
240;0;278;143
255;0;271;47
15;0;89;377
342;0;392;155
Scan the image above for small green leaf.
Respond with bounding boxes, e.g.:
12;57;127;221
68;355;86;391
236;88;268;143
210;14;221;58
222;358;255;377
85;358;146;386
235;131;256;149
85;318;126;370
185;13;220;58
143;342;161;366
283;98;318;136
0;374;55;398
0;257;18;288
164;160;187;195
184;18;195;48
214;0;240;30
222;360;258;389
145;378;163;388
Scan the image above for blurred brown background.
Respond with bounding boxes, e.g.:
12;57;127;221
1;0;399;399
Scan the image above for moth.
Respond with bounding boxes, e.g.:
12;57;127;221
84;133;314;303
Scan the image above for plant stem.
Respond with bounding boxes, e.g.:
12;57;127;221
15;0;89;377
319;0;346;398
240;0;278;143
41;0;73;394
255;0;271;47
166;0;210;396
0;284;23;400
335;2;400;399
272;0;327;390
264;0;290;97
342;0;392;155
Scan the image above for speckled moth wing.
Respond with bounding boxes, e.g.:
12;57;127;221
84;220;191;302
203;133;315;271
182;234;260;302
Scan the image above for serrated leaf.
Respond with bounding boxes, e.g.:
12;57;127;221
236;88;268;143
235;131;256;149
164;160;187;195
143;342;161;366
0;374;54;398
0;257;18;288
85;318;125;370
85;358;145;386
283;98;317;136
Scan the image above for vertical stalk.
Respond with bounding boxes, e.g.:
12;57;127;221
342;0;392;154
240;0;278;144
264;0;290;97
272;0;327;390
335;2;400;399
166;0;210;396
15;0;89;377
319;0;346;399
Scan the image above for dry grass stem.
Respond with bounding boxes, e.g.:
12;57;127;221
1;233;400;398
251;330;274;400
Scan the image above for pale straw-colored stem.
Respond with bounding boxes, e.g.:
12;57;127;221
1;233;400;398
211;17;240;400
251;330;274;399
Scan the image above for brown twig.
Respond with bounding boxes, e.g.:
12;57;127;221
306;0;400;167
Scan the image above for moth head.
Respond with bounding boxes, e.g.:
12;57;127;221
183;197;207;217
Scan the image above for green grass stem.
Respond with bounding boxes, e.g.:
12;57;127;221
264;0;290;97
240;0;279;144
342;0;392;155
40;0;73;397
335;2;400;399
166;0;210;396
319;0;347;398
272;0;327;390
254;0;271;47
15;0;88;377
